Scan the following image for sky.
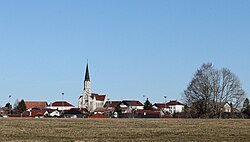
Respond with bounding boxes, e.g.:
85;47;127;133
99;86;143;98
0;1;250;107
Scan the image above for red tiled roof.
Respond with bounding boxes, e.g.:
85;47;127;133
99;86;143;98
51;101;74;107
30;110;47;117
25;101;48;109
91;93;106;101
90;114;109;118
154;103;170;108
122;100;143;106
166;100;184;106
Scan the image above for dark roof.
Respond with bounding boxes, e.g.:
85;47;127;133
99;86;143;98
91;93;106;101
84;63;90;81
154;103;170;108
70;108;89;113
51;101;74;107
25;101;48;109
63;109;83;115
122;100;143;106
166;100;184;106
104;101;122;107
45;108;59;113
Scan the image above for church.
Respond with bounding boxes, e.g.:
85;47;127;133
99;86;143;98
78;64;107;113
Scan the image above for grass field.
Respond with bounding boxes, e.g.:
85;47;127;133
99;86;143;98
0;118;250;142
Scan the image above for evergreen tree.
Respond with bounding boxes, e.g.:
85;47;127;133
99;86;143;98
144;98;153;110
5;102;12;114
17;99;26;114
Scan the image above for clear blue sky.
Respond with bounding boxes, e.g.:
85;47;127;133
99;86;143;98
0;1;249;106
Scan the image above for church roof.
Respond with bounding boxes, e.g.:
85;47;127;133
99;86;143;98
91;93;106;101
84;63;90;81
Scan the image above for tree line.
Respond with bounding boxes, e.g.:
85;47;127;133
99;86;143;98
4;99;26;115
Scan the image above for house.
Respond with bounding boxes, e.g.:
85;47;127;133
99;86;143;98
30;110;49;118
78;64;107;113
220;102;232;113
93;107;107;114
25;101;48;111
48;109;61;118
119;100;144;113
0;107;6;115
25;101;48;118
0;107;8;117
104;101;122;109
104;101;122;115
166;100;185;114
47;101;74;111
154;100;185;115
153;103;170;116
63;109;85;118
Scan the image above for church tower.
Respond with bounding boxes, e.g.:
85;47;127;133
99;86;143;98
78;63;91;110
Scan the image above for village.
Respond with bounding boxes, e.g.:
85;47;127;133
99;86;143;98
0;64;235;119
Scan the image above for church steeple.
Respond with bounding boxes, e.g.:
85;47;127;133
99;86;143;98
84;63;90;81
79;63;91;109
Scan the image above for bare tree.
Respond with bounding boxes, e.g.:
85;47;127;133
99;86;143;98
183;63;245;118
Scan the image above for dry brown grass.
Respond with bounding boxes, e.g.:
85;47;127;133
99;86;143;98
0;118;250;142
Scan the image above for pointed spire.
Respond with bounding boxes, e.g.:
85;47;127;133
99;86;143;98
84;63;90;81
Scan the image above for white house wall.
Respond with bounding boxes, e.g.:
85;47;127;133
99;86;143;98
168;105;184;114
47;106;74;111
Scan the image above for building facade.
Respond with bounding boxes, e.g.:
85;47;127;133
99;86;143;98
154;100;185;115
